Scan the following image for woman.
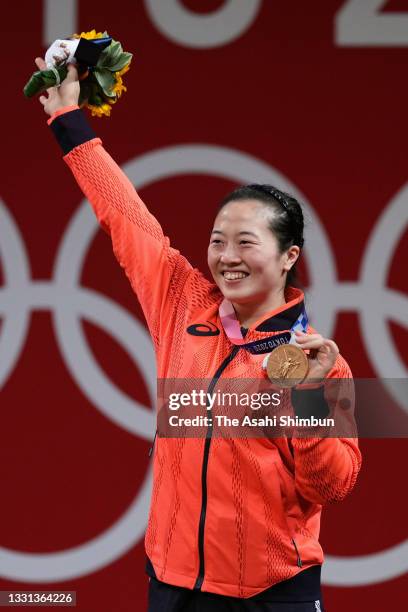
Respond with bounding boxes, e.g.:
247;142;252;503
36;58;361;611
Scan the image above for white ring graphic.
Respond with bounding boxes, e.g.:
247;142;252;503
53;203;156;440
323;540;408;586
360;182;408;409
144;0;262;48
0;200;31;389
0;146;407;584
0;465;153;582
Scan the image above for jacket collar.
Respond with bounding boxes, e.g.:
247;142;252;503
241;286;305;335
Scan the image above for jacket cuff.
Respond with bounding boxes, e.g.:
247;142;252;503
291;385;330;418
48;107;96;155
47;105;80;125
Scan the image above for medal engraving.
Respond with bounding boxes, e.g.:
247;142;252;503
266;344;309;387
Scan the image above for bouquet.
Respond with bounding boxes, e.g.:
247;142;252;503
24;30;132;117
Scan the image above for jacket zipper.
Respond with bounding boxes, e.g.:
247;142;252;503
292;537;303;567
193;346;241;590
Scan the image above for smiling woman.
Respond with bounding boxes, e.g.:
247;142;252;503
208;185;303;328
37;53;362;612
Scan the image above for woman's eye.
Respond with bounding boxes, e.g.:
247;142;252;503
239;240;251;245
211;239;222;245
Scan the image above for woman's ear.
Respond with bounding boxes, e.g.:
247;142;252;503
283;245;300;271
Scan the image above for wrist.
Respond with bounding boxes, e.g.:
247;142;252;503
291;385;330;418
304;365;331;382
47;104;80;125
48;107;96;155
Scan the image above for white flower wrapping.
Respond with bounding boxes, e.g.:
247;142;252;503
44;39;79;68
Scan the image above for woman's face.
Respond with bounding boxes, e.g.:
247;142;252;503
207;199;297;305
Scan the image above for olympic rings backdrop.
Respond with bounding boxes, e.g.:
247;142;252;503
1;1;407;610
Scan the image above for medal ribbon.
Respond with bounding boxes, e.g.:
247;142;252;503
219;298;308;355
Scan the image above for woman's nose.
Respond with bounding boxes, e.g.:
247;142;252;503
219;246;242;264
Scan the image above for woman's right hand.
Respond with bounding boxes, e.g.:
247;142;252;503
35;56;80;117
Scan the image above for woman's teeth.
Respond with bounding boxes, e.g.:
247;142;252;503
223;272;248;280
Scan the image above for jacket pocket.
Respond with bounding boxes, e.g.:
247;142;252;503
148;428;157;458
291;537;303;567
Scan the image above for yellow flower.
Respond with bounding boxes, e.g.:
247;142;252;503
112;62;131;99
72;29;105;40
112;75;126;98
117;63;130;77
85;102;112;117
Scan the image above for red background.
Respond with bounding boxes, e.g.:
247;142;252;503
0;1;407;610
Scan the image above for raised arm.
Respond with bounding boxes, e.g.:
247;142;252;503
37;58;210;348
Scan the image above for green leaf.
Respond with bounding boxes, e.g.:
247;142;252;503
23;67;67;97
98;46;109;64
108;52;133;72
107;41;123;62
99;41;124;69
93;67;116;96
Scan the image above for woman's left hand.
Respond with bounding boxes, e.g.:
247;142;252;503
293;330;339;380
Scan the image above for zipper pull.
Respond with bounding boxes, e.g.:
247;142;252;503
292;538;303;567
148;429;157;458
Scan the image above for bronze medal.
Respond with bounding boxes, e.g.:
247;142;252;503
265;344;309;387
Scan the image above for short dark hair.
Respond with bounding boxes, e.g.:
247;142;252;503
218;184;304;287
